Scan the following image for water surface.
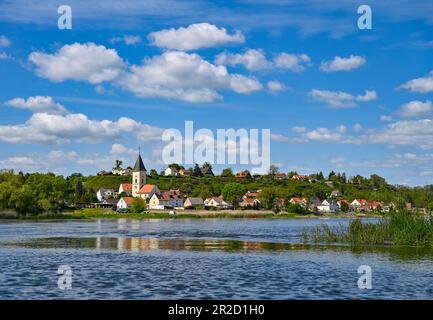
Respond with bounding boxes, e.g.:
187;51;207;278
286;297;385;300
1;218;432;299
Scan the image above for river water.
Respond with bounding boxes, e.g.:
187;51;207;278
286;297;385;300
0;218;432;299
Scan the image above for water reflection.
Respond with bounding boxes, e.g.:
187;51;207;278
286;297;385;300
4;236;433;261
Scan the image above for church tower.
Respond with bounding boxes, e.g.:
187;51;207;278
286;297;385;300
132;150;147;197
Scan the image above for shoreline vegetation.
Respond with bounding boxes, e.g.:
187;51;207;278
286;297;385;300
0;208;384;220
301;211;433;247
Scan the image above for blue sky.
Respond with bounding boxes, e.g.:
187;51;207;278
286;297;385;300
0;0;433;186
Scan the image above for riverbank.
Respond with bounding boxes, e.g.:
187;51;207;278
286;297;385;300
0;208;383;220
301;212;433;247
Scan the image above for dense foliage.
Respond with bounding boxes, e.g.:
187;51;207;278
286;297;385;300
0;169;432;216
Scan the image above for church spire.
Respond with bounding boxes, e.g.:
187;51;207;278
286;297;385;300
133;148;147;172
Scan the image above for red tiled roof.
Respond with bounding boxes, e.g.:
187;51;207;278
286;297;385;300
121;197;134;205
355;199;368;205
120;183;132;191
137;184;156;194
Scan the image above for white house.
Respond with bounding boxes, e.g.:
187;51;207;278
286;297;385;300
149;191;184;209
317;199;340;213
117;197;134;210
351;199;368;207
204;197;231;209
184;197;204;209
164;166;179;176
96;188;117;202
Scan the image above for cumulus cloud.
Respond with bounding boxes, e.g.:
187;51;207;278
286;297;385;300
267;80;286;93
29;42;125;84
0;113;163;145
399;71;433;93
215;49;311;72
0;144;154;174
117;51;262;102
0;35;11;47
215;49;270;71
320;55;366;72
397;100;432;117
273;53;311;72
367;118;433;149
279;117;433;149
309;89;377;108
148;23;244;51
4;96;68;114
110;35;142;45
0;150;79;173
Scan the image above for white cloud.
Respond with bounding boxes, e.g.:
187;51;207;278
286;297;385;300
0;113;163;145
273;53;311;72
0;150;78;173
309;89;377;108
0;144;155;174
397;100;432;117
367;118;433;149
267;80;286;93
215;49;271;71
292;126;306;133
352;124;363;132
148;23;244;51
286;118;433;149
320;55;366;72
29;42;125;84
274;126;358;144
215;49;311;72
0;52;9;60
4;96;68;114
399;71;433;93
117;51;262;102
0;35;11;47
303;127;356;143
110;35;142;45
380;115;393;122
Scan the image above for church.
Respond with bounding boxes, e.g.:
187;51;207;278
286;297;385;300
131;152;159;199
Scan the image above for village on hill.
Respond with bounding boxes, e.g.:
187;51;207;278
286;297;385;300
89;152;423;215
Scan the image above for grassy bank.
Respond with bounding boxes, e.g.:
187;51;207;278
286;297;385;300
0;208;383;220
69;209;298;219
301;212;433;247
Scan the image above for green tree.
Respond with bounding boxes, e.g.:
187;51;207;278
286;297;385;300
130;198;146;213
113;160;123;171
259;188;277;209
193;163;202;177
221;183;246;207
268;165;279;178
340;201;349;213
149;169;158;178
10;185;38;215
221;168;234;177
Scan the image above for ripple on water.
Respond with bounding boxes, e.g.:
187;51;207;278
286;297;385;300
0;218;433;299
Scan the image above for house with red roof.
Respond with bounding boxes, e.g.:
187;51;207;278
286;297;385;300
275;173;287;180
291;174;307;180
149;190;184;209
118;183;133;196
289;197;307;207
117;197;134;210
137;184;159;200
